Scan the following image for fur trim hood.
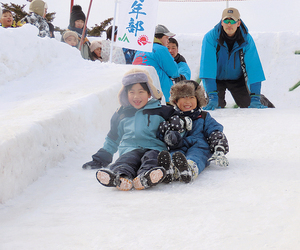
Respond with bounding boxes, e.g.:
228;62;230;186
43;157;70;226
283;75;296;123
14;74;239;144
118;68;163;107
169;80;207;108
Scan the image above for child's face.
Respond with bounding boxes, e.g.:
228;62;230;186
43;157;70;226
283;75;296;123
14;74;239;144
127;83;151;109
176;96;197;112
75;20;85;29
1;12;13;28
65;36;78;47
94;47;102;57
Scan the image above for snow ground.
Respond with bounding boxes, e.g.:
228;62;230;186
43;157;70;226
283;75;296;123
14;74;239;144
1;3;300;249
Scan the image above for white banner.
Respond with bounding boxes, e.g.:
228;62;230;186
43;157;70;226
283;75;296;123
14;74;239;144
116;0;159;52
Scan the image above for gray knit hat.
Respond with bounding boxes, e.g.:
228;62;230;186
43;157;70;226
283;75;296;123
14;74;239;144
169;80;207;108
118;68;163;107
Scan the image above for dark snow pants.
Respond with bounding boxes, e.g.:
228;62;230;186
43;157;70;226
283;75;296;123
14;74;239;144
217;76;250;108
108;149;160;179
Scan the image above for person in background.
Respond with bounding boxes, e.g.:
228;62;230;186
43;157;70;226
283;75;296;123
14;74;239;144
1;9;13;28
47;22;55;38
21;0;50;37
122;47;136;64
62;5;92;60
1;9;25;28
199;7;273;110
133;24;182;103
63;30;79;47
89;40;103;61
100;25;126;64
157;80;229;184
168;37;191;80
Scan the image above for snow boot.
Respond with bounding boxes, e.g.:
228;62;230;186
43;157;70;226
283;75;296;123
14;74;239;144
157;150;175;183
172;152;198;183
133;167;166;190
96;168;132;191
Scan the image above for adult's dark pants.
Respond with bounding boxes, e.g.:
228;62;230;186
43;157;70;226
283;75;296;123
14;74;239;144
217;76;250;108
108;149;159;179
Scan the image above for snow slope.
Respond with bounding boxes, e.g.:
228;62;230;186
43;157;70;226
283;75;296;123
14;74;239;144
1;12;300;250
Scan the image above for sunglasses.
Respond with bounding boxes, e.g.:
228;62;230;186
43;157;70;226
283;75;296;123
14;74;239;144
223;19;237;24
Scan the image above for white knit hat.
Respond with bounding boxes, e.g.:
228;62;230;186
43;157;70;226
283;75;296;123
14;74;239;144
89;40;102;52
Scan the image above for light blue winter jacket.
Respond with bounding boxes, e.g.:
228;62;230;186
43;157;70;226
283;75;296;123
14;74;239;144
199;20;265;92
133;39;179;102
178;61;191;80
102;99;174;157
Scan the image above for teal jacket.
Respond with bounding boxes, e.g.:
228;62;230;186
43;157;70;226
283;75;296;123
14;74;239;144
133;39;179;102
102;99;174;157
199;20;265;92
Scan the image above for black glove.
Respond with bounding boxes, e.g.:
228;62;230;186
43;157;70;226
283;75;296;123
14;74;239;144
82;160;104;169
207;131;229;154
171;74;186;84
157;115;184;140
82;148;113;169
164;130;182;147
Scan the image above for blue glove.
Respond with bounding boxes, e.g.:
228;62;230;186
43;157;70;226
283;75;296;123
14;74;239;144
248;95;267;109
203;92;219;110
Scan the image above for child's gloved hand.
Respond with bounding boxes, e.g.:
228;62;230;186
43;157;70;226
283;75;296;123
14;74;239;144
164;130;182;147
169;115;184;132
158;115;184;136
208;145;229;167
208;151;229;167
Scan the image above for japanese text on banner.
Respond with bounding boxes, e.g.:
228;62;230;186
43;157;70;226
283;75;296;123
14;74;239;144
116;0;159;52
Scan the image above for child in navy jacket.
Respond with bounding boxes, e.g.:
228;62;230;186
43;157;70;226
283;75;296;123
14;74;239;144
157;80;229;183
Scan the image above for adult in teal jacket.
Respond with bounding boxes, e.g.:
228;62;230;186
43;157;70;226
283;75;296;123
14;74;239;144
168;37;191;80
133;25;181;103
199;7;267;109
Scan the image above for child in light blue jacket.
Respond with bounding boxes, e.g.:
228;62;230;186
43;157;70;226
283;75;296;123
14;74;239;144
82;68;176;191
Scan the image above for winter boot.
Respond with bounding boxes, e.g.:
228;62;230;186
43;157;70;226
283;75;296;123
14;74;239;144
96;168;132;191
133;167;166;190
157;151;175;183
172;152;198;183
187;160;199;181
